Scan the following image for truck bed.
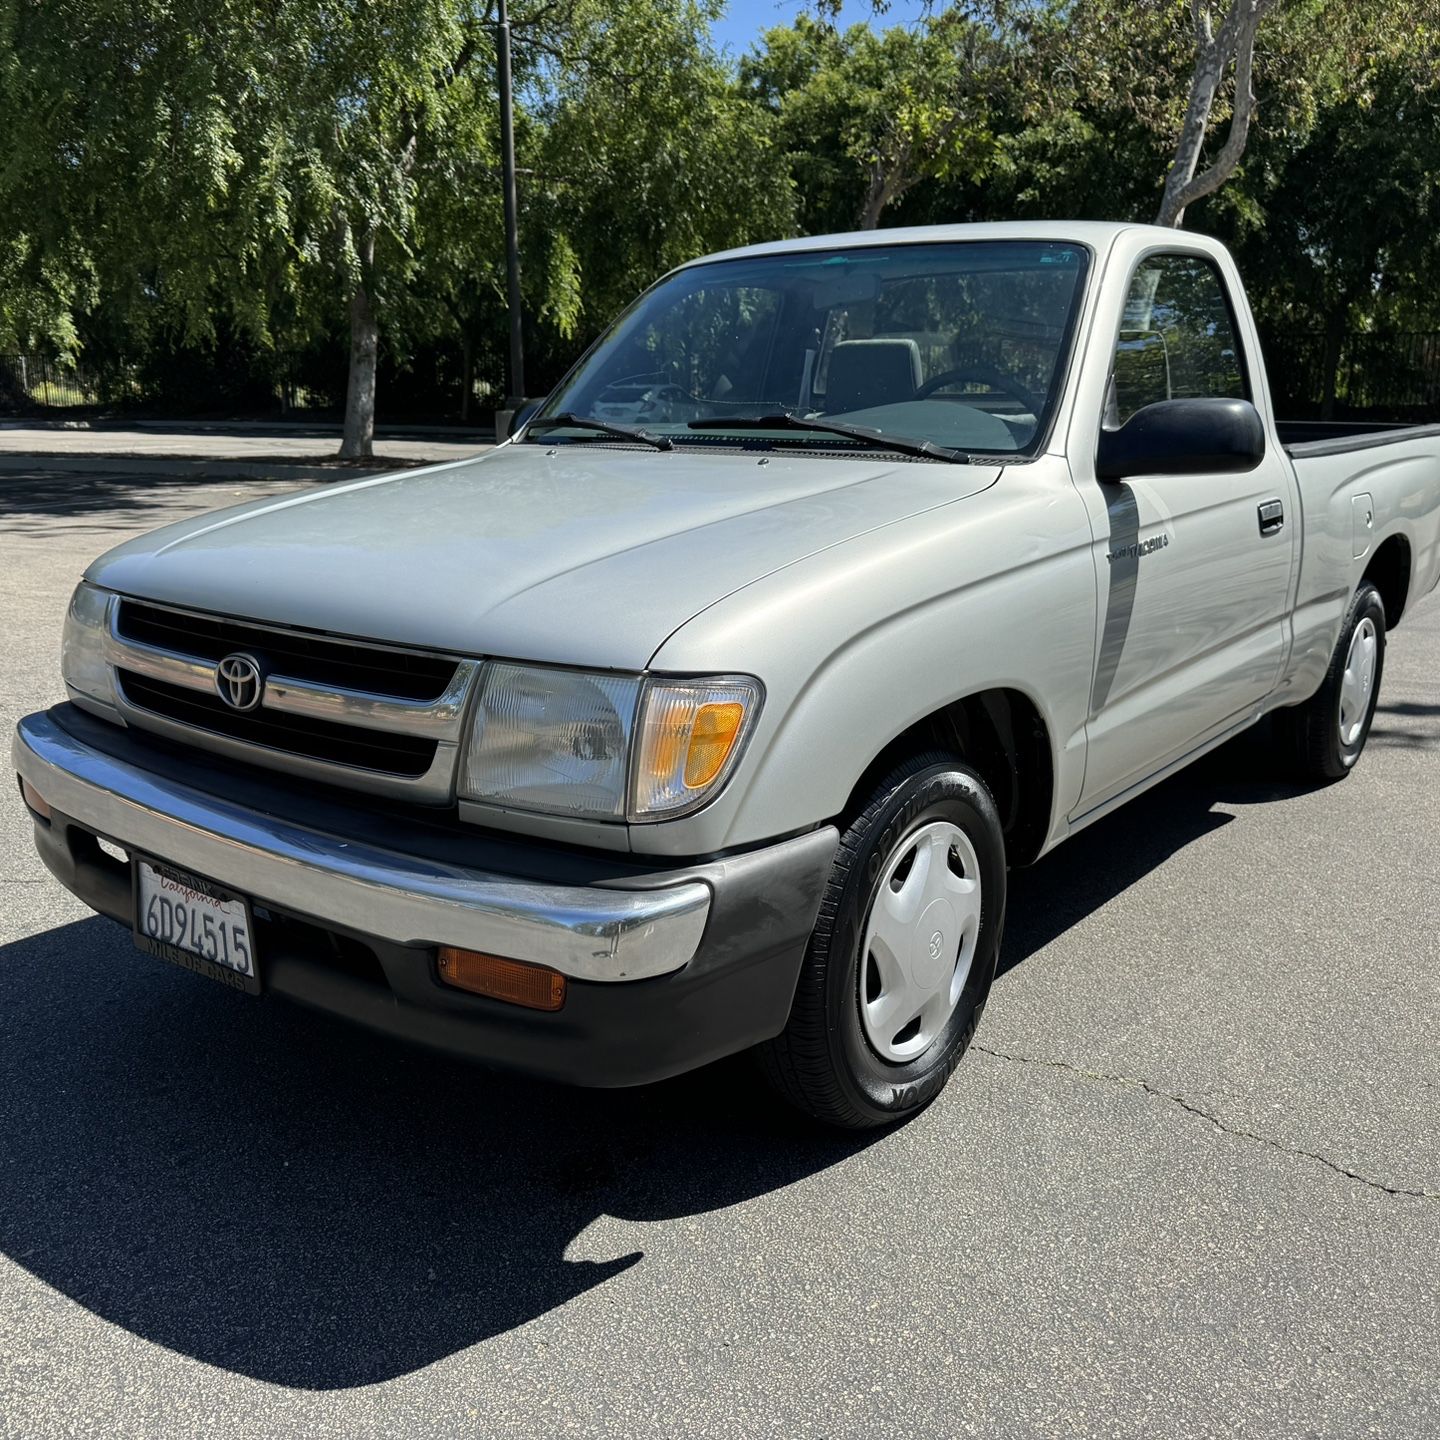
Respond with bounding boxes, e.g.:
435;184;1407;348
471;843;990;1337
1278;419;1440;708
1277;419;1440;458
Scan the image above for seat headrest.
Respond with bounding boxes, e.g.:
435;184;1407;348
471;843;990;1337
823;338;923;414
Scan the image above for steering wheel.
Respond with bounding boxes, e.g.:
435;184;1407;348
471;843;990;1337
914;365;1039;415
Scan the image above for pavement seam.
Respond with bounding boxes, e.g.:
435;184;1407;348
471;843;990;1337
972;1042;1438;1200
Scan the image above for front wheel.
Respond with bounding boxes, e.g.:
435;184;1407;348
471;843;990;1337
757;753;1007;1129
1275;582;1387;781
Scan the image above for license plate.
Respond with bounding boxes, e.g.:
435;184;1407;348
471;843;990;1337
133;858;260;995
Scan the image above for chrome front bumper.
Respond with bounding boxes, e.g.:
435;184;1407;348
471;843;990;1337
13;710;710;982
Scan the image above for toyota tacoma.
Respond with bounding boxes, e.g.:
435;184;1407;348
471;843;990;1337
14;222;1440;1128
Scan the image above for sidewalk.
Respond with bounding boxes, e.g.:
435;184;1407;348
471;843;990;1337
0;420;493;479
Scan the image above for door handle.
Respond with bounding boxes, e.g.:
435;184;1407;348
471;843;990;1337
1258;499;1285;536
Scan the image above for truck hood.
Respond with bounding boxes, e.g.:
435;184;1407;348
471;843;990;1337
87;445;999;669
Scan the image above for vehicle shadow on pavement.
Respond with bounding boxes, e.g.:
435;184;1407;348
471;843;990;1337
0;471;311;537
0;916;878;1389
1368;699;1440;751
999;723;1312;975
0;726;1365;1388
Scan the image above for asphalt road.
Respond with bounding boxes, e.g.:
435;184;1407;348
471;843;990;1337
0;420;490;466
2;468;1437;1438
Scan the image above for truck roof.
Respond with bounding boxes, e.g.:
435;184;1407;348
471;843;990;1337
686;220;1227;269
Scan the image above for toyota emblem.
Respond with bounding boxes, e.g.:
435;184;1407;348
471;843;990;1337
216;653;265;712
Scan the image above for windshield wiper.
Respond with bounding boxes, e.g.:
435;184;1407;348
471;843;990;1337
526;412;673;451
688;413;966;464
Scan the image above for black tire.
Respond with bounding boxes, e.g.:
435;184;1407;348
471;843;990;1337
1275;582;1387;782
757;752;1007;1130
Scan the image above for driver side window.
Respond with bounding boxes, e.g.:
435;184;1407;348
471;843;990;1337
1111;254;1248;426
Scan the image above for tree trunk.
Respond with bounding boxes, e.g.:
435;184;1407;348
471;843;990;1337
859;158;913;231
339;229;378;460
1155;0;1273;229
1155;37;1226;227
858;163;891;230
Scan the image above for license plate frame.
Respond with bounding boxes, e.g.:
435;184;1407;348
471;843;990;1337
132;855;261;995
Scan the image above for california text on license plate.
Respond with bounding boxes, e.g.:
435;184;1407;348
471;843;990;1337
132;857;260;995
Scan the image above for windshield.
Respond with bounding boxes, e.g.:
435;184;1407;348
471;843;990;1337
530;241;1089;459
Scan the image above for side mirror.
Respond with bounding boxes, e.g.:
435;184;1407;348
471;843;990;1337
507;398;544;439
1096;397;1265;481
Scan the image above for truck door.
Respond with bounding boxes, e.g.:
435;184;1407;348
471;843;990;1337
1073;249;1297;817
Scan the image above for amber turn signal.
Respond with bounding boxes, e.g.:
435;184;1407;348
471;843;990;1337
683;701;746;787
436;946;567;1011
19;777;51;821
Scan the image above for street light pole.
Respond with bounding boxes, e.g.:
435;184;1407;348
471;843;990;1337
496;0;526;404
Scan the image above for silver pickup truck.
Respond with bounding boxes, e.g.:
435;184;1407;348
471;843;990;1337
14;222;1440;1128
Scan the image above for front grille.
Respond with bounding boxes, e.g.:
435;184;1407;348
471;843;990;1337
116;600;458;701
117;671;438;777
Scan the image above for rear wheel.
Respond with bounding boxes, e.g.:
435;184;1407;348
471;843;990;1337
1276;581;1386;781
757;753;1006;1130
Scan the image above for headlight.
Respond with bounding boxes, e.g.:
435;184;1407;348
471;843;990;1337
459;664;761;823
61;582;119;713
461;663;643;819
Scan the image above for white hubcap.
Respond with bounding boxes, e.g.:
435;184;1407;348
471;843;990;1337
1338;617;1378;748
859;820;982;1064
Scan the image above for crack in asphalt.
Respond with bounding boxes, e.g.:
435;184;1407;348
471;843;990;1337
972;1043;1437;1200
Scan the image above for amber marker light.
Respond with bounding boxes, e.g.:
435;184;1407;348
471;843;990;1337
436;947;567;1011
19;777;51;822
684;702;745;787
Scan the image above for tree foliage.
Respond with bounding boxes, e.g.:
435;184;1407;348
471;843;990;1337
1;0;1436;431
742;10;1011;232
538;1;793;327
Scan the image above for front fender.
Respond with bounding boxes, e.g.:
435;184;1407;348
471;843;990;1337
636;461;1098;858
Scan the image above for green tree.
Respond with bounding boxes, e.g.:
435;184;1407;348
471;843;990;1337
0;0;793;441
0;0;301;356
1028;0;1434;230
0;0;497;453
1210;16;1440;409
1151;0;1280;227
538;0;795;328
741;11;1006;233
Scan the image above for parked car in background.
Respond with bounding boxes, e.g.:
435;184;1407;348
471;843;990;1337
15;222;1440;1128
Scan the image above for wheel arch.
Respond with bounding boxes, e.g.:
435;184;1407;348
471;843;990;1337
1362;532;1412;630
837;687;1056;868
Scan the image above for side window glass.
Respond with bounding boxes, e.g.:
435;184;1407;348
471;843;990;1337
1111;255;1247;425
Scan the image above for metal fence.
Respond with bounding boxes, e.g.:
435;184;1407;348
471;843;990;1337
1261;331;1440;421
0;349;415;418
8;332;1440;423
0;352;144;409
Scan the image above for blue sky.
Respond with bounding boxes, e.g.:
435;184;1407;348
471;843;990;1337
709;0;930;59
